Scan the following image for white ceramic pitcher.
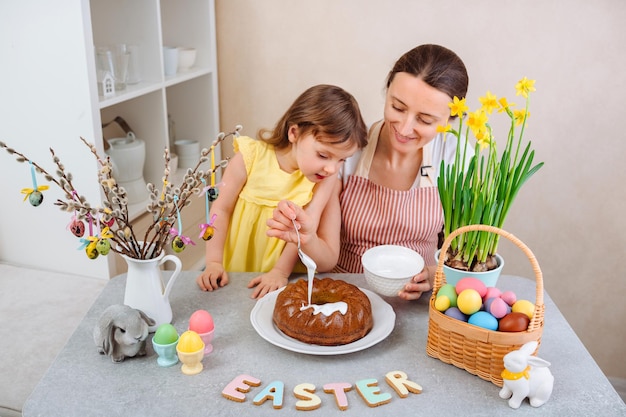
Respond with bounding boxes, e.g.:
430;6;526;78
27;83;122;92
122;245;182;332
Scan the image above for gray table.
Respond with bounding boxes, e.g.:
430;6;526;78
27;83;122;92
23;272;626;416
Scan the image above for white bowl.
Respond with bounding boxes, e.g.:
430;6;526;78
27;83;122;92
361;245;425;297
177;47;197;72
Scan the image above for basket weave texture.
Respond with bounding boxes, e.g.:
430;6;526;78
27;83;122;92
426;225;545;387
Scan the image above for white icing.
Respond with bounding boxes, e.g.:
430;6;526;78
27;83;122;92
300;302;348;316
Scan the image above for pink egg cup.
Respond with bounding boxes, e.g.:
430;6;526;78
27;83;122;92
197;329;214;355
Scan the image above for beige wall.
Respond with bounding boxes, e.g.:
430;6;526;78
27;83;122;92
215;0;626;379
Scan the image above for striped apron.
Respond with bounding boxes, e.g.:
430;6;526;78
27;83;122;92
336;123;443;273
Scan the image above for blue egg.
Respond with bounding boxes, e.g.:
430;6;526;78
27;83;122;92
468;311;498;331
444;307;469;322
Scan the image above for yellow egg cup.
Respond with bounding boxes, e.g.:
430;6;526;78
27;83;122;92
176;344;205;375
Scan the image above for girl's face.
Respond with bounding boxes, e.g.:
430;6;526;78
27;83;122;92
383;72;451;153
288;125;358;183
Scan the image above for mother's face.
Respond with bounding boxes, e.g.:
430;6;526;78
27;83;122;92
383;72;451;152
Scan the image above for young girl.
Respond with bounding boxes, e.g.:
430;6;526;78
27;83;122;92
196;84;367;299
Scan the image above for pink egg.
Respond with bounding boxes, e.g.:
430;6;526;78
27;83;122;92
189;310;214;334
485;297;511;319
455;277;487;298
501;290;517;306
483;286;502;302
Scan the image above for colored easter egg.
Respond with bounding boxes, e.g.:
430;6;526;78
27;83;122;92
444;307;469;322
483;287;502;302
189;310;214;334
435;295;451;312
468;311;499;331
512;299;535;320
96;239;111;255
485;297;511;319
201;226;215;241
455;277;487;298
498;312;530;332
457;289;482;315
438;284;458;307
69;219;85;237
501;290;517;306
177;330;204;353
85;241;99;259
153;323;179;345
207;187;219;202
29;191;44;206
171;236;186;253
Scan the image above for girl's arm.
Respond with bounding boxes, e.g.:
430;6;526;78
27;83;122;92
196;151;248;291
266;176;343;271
249;176;342;299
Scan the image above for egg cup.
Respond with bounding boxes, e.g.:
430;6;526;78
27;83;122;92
152;337;179;367
197;329;214;355
176;344;205;375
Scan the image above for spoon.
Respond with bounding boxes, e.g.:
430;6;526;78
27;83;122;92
292;218;317;306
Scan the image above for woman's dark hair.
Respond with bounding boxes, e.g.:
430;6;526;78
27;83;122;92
386;44;469;101
259;84;368;150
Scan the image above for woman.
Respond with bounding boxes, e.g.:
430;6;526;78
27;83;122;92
268;44;472;301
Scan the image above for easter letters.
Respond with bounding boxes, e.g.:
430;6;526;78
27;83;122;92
222;370;422;410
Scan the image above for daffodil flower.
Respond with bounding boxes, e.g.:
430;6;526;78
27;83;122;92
515;77;536;98
479;91;498;114
449;96;468;117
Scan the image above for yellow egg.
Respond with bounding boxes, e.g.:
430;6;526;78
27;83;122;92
176;330;204;353
457;289;482;315
435;295;451;312
512;299;535;320
438;284;458;307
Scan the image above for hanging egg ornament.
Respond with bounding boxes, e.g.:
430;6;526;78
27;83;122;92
69;219;85;237
96;239;111;255
29;191;44;207
207;187;219;202
201;225;215;241
103;217;115;227
86;241;99;259
172;236;186;253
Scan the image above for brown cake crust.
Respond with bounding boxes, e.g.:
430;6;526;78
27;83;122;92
272;277;373;346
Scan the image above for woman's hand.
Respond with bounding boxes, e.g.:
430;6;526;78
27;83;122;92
196;262;229;291
397;265;435;301
247;269;289;299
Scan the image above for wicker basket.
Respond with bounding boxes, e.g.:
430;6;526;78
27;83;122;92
426;225;545;387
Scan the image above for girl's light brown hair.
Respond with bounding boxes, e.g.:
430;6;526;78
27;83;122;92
259;84;367;149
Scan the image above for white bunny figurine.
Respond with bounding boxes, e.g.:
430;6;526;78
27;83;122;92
499;341;554;408
93;304;155;363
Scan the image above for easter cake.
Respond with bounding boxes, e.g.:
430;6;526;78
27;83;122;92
272;277;373;346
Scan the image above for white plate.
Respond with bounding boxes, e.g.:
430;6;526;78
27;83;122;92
250;286;396;355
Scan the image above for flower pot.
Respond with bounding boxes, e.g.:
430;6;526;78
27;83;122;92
121;243;182;332
434;250;504;287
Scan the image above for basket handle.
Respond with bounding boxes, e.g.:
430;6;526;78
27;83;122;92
433;225;544;325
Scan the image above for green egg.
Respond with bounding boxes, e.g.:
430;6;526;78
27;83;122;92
153;323;179;345
438;284;458;307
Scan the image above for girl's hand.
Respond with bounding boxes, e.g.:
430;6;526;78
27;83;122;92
196;262;229;291
247;269;289;299
397;265;434;301
266;200;313;244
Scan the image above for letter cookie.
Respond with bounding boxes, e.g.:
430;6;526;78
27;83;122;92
221;374;261;402
385;370;423;398
253;380;285;409
323;382;352;411
293;383;321;411
355;378;392;407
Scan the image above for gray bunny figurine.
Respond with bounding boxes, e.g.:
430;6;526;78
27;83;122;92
93;304;155;363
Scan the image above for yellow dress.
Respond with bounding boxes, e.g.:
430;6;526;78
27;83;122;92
223;136;314;272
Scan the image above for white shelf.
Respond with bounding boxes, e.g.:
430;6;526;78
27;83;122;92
86;0;220;276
